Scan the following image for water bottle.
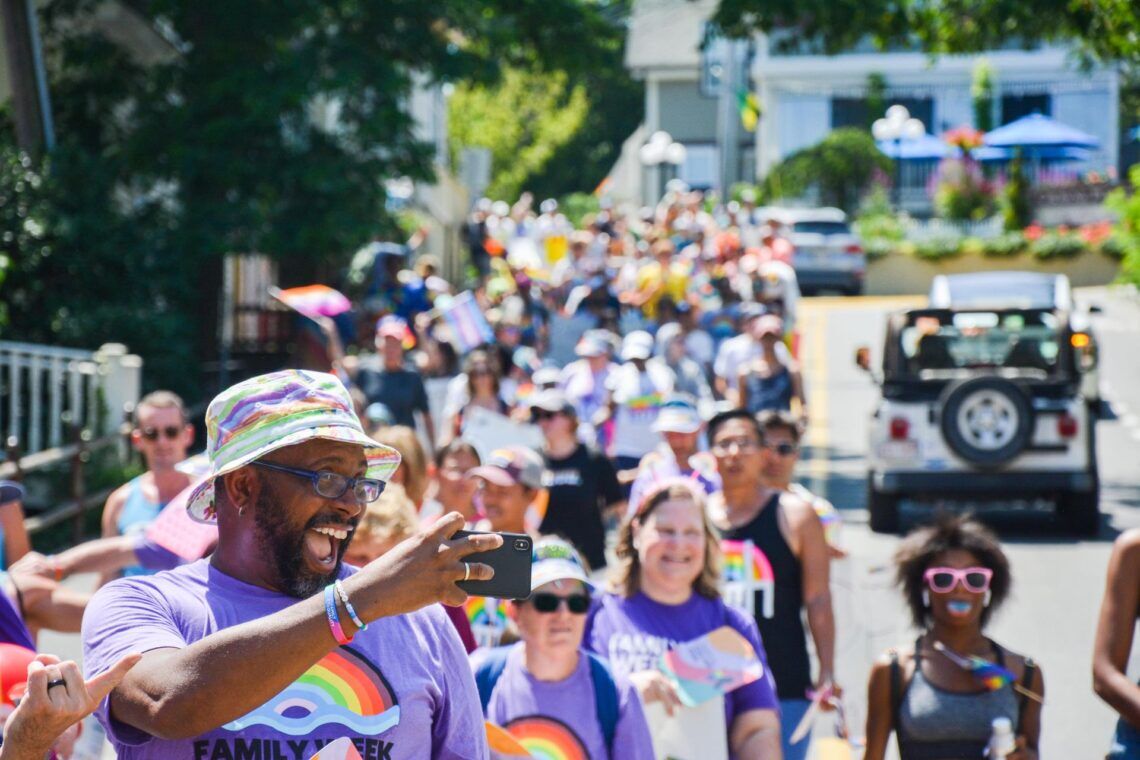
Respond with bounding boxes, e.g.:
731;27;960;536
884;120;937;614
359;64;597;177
987;716;1016;759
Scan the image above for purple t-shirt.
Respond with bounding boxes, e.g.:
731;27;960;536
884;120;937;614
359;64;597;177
583;591;779;738
483;643;655;760
82;560;486;760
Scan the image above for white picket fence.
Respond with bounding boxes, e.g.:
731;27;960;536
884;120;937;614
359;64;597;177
0;341;141;457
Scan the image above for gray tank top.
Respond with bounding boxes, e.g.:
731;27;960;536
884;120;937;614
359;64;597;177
896;640;1021;759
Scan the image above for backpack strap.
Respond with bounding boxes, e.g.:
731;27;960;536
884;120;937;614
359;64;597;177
1016;658;1037;734
586;652;621;756
474;646;513;713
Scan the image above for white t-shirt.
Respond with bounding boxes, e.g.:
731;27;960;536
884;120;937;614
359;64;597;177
608;362;675;459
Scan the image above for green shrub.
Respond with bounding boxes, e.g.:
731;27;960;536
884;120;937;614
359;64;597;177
863;237;896;261
1029;232;1086;260
934;159;995;221
1099;233;1127;260
1106;165;1140;285
762;128;892;212
913;237;962;261
960;237;986;257
1000;152;1034;231
982;232;1028;258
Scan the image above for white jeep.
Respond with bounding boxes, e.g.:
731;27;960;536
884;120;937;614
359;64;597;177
858;305;1099;535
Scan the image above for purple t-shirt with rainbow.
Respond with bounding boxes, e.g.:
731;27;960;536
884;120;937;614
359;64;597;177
583;591;779;735
82;560;486;760
483;643;655;760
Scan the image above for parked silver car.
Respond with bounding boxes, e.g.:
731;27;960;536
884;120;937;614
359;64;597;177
764;207;865;295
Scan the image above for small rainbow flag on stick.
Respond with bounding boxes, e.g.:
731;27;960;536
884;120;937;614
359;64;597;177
933;641;1043;703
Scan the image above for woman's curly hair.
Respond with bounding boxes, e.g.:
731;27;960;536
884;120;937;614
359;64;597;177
895;514;1012;629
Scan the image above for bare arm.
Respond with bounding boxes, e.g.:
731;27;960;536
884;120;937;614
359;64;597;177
787;497;835;684
107;513;499;740
730;708;782;760
13;574;92;633
862;656;895;760
790;366;808;422
12;536;141;581
0;500;30;567
732;368;748;409
1094;530;1140;726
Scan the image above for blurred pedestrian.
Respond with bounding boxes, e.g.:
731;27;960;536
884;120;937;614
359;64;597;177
864;516;1042;760
1094;529;1140;758
419;439;481;526
598;331;675;478
735;315;806;423
0;483;29;571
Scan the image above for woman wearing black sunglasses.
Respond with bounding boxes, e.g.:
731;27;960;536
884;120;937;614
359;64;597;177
475;537;654;759
864;516;1044;760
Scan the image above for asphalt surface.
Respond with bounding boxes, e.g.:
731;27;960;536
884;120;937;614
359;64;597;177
798;286;1140;758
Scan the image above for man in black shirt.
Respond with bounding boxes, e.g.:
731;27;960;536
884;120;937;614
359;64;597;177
350;321;436;446
530;390;624;572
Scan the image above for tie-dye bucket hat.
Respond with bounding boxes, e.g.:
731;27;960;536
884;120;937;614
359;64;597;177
186;370;401;523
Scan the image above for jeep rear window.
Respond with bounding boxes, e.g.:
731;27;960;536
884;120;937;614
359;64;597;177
791;221;850;235
900;311;1061;374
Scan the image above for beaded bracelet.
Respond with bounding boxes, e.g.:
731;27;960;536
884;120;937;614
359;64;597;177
324;583;352;645
334;580;367;632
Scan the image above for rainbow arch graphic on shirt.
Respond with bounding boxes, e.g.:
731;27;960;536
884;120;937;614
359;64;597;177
223;646;399;736
720;539;776;619
466;596;508;627
505;716;589;760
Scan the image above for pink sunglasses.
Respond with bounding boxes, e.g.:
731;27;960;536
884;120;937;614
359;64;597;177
923;566;993;594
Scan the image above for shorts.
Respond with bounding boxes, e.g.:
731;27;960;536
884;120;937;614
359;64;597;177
1108;718;1140;759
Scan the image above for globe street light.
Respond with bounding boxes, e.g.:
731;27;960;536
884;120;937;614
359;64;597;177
872;105;925;209
639;130;687;203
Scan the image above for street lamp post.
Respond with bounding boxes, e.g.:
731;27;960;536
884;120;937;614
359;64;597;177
639;130;687;205
872;104;925;210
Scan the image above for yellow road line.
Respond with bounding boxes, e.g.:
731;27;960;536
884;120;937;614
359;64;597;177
802;305;830;495
799;294;926;313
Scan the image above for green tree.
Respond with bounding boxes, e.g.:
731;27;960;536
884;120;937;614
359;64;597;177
711;0;1140;66
449;68;590;200
971;59;995;133
1;0;615;397
762;128;892;212
866;72;888;131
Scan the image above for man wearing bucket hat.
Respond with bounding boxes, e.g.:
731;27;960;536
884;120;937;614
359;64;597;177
475;537;654;760
627;394;719;514
81;370;499;758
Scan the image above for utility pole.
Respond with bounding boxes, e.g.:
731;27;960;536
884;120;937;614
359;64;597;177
717;38;742;200
1;0;54;157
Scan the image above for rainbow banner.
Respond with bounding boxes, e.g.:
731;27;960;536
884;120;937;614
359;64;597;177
659;625;765;707
721;539;776;619
439;291;495;353
270;285;352;321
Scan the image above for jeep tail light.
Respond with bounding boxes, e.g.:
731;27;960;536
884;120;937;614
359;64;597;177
1057;413;1078;439
845;244;863;254
889;417;909;440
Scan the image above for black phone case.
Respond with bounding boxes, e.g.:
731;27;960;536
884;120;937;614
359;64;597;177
452;530;533;600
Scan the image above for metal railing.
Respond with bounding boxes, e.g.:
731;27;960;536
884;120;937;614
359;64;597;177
0;341;141;459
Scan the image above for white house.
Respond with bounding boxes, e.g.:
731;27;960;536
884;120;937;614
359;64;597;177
621;0;1121;208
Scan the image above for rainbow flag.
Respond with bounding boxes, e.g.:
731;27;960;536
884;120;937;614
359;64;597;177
721;539;776;619
439;291;495;353
270;285;352;321
485;723;533;758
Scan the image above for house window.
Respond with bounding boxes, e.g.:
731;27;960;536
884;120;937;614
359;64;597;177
831;97;933;131
1001;93;1051;124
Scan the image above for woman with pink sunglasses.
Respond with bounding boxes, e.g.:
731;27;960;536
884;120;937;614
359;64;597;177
863;516;1044;759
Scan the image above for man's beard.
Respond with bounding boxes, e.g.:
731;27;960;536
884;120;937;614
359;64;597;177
252;490;355;598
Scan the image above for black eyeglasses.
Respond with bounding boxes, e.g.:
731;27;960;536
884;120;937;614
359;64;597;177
139;426;183;441
529;593;591;614
763;441;799;457
252;460;385;504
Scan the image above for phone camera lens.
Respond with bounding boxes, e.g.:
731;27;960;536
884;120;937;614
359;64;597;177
514;538;530;552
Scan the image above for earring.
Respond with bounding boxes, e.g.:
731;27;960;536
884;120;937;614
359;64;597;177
238;505;245;518
983;590;992;607
922;590;930;608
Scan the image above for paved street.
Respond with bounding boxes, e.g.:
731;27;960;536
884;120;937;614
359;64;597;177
799;286;1140;757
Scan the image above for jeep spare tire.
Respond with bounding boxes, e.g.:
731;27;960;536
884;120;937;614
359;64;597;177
939;377;1034;467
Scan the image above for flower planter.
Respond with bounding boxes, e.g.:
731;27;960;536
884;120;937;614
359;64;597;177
865;250;1120;296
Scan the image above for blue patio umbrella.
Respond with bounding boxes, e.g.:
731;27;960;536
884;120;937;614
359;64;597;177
967;145;1091;163
876;133;950;161
983;113;1100;152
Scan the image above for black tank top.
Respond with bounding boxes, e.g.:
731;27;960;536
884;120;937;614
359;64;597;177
722;492;811;700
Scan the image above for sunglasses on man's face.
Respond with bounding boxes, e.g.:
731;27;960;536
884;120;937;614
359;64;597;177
139;426;183;441
529;593;591;614
762;441;799;457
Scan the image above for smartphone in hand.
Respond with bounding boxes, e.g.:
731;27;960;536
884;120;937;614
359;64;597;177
452;530;533;599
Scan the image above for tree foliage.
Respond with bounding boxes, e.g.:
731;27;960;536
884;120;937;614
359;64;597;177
448;0;642;201
711;0;1140;67
761;128;892;212
1;0;616;397
449;68;590;200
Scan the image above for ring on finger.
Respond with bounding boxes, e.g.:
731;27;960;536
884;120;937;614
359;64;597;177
46;678;67;691
462;562;471;582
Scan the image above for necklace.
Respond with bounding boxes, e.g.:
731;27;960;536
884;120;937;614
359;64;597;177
931;638;1043;704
